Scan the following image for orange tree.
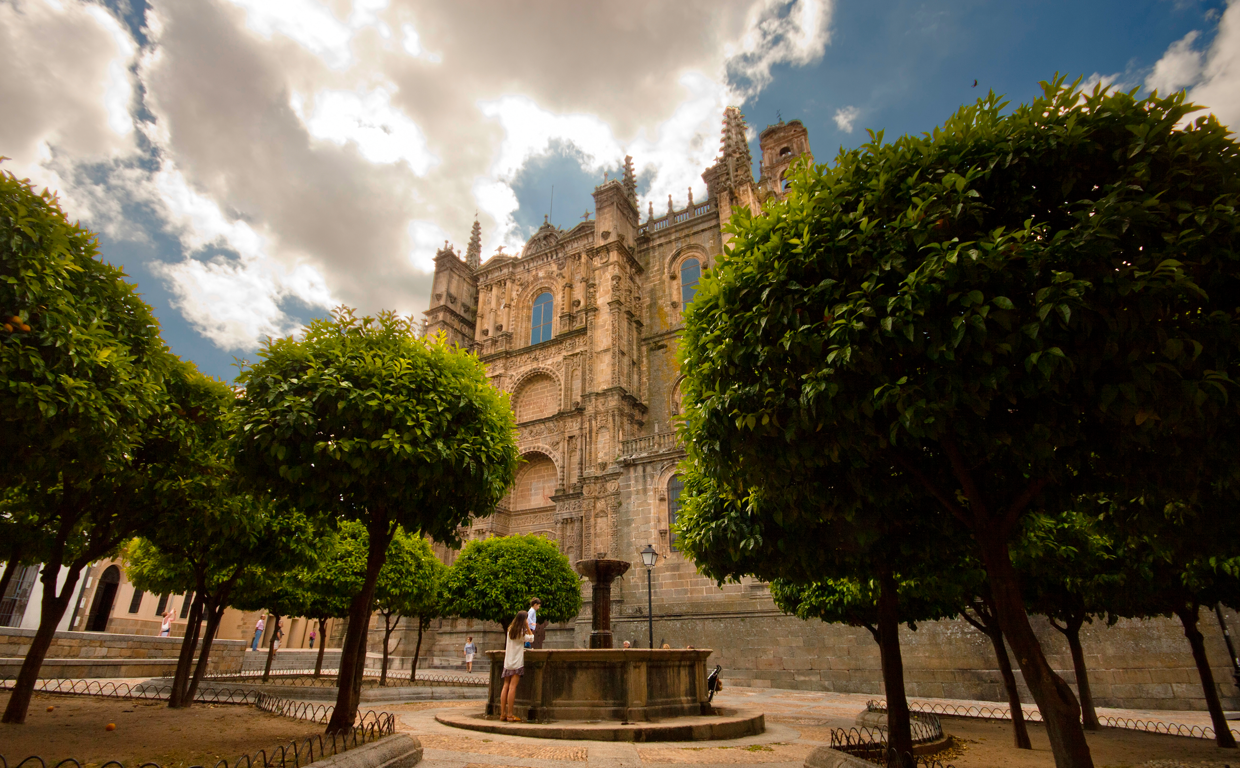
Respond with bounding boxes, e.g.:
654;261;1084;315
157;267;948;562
676;78;1240;768
232;309;519;733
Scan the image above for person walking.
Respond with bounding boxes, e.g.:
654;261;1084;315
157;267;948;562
464;636;477;673
500;611;533;722
159;608;175;637
251;615;266;651
272;620;283;654
308;629;316;649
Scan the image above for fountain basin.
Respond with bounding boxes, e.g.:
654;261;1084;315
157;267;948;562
484;648;715;722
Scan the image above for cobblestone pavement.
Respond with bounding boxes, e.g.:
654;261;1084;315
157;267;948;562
390;686;1240;768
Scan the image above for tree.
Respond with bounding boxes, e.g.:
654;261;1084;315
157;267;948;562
2;361;229;724
357;523;442;686
1105;496;1240;749
677;78;1240;768
955;577;1033;750
677;456;961;758
126;501;317;706
1;165;168;495
232;309;520;733
1015;509;1120;731
441;534;582;632
772;573;957;756
402;555;445;684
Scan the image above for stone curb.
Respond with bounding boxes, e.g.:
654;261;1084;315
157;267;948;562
434;710;764;742
310;734;422;768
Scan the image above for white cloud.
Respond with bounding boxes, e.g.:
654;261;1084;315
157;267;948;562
1146;30;1204;94
726;0;832;100
0;0;832;357
0;0;137;214
1145;2;1240;131
833;105;860;133
1187;0;1240;130
291;87;437;174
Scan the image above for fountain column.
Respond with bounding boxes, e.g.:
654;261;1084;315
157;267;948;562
574;558;631;649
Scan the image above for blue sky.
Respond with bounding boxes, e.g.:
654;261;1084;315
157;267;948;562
2;0;1234;381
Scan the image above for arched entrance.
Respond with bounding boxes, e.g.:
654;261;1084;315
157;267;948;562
85;565;121;632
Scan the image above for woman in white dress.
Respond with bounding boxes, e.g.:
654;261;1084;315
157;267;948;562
500;611;533;722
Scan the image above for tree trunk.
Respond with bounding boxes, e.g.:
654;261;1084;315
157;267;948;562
1176;605;1237;749
987;624;1032;748
410;617;425;683
1052;614;1100;730
0;548;23;607
314;618;328;678
326;520;395;735
876;568;913;761
379;613;396;687
184;600;226;704
977;526;1094;768
168;590;205;708
262;612;281;683
1;563;79;724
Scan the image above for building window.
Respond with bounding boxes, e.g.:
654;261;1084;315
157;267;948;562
155;594;169;615
779;146;792;157
180;593;195;619
680;259;701;306
667;474;685;552
128;589;145;614
531;292;553;345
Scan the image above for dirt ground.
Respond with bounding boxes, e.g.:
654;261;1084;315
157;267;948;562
931;716;1240;768
0;692;323;767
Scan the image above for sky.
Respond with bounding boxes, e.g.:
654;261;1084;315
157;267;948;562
2;0;1238;381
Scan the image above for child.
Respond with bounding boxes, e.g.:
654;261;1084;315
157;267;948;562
500;611;533;722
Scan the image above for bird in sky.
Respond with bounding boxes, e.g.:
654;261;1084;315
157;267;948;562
973;79;978;87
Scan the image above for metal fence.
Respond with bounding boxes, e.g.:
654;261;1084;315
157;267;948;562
866;698;1234;741
208;669;485;688
0;678;398;768
828;711;950;766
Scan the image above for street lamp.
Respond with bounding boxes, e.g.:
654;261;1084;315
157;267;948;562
641;544;660;649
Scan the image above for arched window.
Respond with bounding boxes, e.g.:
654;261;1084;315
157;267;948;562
667;474;685;552
779;146;792;157
531;292;553;345
680;259;700;306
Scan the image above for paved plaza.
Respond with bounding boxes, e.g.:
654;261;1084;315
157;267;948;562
388;683;1239;768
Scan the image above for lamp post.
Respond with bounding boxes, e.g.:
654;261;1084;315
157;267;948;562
640;544;659;648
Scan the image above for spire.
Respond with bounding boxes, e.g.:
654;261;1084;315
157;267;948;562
465;218;482;270
718;106;754;189
623;155;637;208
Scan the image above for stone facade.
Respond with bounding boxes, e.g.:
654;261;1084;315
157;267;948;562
418;107;1240;712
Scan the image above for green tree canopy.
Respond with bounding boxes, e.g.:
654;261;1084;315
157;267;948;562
441;534;582;630
231;308;520;731
1;165;168;491
677;77;1240;768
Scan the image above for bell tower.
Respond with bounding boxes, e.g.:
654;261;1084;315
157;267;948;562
758;119;812;198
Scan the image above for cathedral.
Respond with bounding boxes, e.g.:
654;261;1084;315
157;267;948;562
424;106;807;572
418;109;1239;711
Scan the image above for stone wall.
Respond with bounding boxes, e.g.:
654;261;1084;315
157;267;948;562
600;608;1240;712
0;627;245;679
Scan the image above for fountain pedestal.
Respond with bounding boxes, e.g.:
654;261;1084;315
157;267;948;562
575;558;630;649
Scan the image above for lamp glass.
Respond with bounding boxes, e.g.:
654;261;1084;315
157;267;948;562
641;544;659;568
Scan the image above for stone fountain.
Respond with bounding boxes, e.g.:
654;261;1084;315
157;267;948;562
435;557;765;739
575;557;630;649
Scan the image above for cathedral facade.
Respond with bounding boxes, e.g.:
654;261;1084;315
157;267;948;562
424;108;807;610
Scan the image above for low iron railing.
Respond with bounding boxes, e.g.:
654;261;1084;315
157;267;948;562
867;698;1235;741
